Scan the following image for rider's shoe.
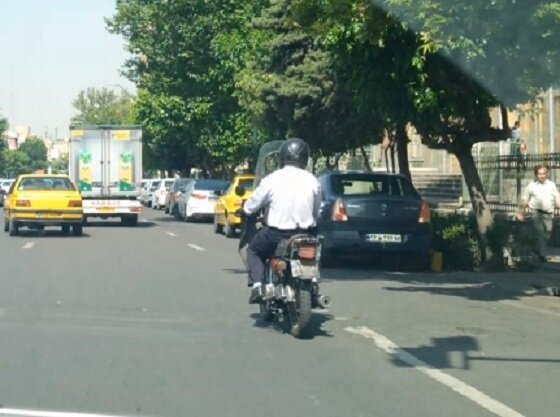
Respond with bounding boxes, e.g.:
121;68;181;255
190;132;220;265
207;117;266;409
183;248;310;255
249;282;263;304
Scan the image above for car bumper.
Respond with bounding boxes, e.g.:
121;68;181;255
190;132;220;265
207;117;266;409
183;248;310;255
321;230;431;254
10;209;83;224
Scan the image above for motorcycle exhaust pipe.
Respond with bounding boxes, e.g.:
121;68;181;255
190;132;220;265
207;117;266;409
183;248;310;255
316;295;331;309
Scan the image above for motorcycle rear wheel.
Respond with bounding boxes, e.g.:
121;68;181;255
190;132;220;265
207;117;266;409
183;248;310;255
286;286;312;338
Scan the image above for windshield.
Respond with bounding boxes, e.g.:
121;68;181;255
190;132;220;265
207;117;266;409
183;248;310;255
330;175;418;197
17;177;76;191
194;179;228;190
254;140;284;187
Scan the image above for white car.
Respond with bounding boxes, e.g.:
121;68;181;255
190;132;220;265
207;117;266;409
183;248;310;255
140;179;160;206
151;179;175;210
178;179;228;221
0;179;15;193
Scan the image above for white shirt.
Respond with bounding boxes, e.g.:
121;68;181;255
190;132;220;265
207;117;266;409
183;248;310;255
523;179;560;213
244;165;320;230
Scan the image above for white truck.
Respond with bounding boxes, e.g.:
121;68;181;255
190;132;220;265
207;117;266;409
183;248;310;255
68;125;143;226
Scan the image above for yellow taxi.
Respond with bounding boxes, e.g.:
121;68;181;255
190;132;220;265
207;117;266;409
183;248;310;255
214;174;255;237
3;174;84;236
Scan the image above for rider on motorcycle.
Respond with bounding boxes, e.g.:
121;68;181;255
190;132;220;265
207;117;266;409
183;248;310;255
242;138;321;303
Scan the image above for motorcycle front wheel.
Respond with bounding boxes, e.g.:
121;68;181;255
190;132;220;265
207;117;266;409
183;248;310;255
286;285;312;338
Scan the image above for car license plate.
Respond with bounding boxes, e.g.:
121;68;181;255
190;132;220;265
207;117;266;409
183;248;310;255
36;212;62;219
97;207;115;213
365;234;402;243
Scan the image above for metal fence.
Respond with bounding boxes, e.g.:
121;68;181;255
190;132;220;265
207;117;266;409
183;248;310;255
475;150;560;213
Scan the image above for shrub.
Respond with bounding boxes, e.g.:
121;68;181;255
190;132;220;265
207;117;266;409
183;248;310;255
431;211;482;271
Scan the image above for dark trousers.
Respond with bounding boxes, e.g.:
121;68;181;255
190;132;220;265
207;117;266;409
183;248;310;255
247;226;308;285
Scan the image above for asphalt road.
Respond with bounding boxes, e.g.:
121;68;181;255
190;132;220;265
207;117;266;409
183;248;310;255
0;208;558;417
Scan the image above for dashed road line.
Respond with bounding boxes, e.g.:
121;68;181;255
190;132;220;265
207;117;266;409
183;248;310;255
345;326;525;417
22;242;36;250
187;243;205;252
166;231;178;238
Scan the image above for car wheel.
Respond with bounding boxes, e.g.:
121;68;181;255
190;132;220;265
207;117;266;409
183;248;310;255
62;225;70;234
213;215;223;234
3;216;8;232
224;221;236;238
72;223;83;236
164;205;169;214
122;215;138;227
8;218;19;236
173;206;181;220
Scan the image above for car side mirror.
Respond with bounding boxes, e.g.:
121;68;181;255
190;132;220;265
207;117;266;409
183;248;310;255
234;186;245;197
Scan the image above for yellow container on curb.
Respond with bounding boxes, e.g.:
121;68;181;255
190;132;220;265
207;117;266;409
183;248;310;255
430;251;443;272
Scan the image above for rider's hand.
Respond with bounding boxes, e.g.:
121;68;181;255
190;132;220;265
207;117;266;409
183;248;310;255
234;208;245;218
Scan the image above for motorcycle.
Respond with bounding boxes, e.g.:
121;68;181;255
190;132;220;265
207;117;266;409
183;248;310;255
237;141;330;338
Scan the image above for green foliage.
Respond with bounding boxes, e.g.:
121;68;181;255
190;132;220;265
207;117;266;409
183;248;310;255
431;211;482;271
107;0;266;174
1;151;31;177
19;137;48;170
71;87;133;125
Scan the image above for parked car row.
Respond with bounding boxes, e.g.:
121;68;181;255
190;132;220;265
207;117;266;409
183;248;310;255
142;170;432;269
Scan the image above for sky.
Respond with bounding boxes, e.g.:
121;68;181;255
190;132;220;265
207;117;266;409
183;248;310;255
0;0;135;138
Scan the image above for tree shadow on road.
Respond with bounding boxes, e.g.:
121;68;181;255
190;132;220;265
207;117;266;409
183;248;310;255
385;335;560;371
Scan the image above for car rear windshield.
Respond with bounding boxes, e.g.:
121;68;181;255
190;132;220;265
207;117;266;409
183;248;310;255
194;179;228;191
17;177;76;191
330;175;417;197
238;178;255;190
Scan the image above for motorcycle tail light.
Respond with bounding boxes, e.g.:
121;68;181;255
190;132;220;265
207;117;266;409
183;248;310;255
68;200;82;207
332;198;348;221
270;259;287;272
418;200;431;223
298;245;317;260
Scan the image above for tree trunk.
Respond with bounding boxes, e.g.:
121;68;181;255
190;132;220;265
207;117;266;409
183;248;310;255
389;143;396;173
360;146;372;171
454;146;494;263
396;123;411;180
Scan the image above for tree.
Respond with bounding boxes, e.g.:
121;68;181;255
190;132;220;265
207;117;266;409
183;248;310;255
2;151;31;177
380;0;560;262
71;87;134;125
0;113;8;175
236;0;383;166
107;0;267;176
19;136;48;171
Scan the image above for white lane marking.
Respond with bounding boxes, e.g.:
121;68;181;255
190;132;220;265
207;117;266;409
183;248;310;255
0;408;135;417
500;300;560;318
166;231;178;237
187;243;205;251
22;242;35;249
345;326;526;417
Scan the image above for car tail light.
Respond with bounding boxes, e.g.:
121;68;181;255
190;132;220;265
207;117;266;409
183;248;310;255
191;192;207;200
331;199;348;221
68;200;82;208
131;207;142;213
16;199;30;207
298;245;317;260
418;201;431;223
270;258;287;272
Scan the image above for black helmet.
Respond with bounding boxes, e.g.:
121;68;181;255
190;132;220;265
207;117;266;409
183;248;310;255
279;138;309;168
